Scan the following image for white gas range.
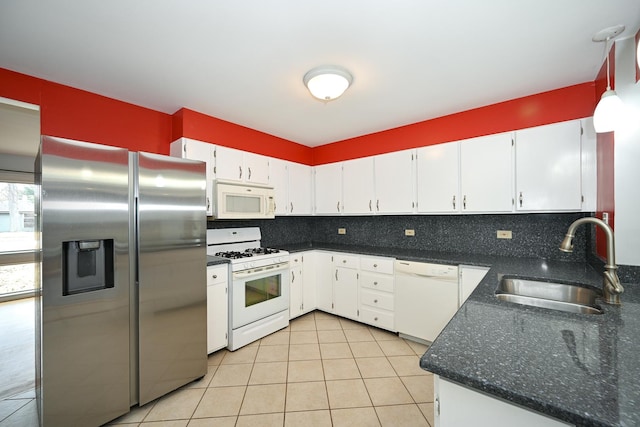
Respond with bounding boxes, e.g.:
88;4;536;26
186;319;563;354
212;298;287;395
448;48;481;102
206;227;290;351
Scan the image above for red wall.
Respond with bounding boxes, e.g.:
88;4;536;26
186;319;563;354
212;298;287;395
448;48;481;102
0;68;172;154
172;108;313;165
312;82;597;165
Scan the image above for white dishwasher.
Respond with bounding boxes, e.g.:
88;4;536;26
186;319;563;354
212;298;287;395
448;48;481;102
395;260;459;343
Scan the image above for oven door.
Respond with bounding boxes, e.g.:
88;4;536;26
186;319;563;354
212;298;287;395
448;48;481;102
231;261;290;329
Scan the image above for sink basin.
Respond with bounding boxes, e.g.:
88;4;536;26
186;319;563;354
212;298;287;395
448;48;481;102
495;277;603;315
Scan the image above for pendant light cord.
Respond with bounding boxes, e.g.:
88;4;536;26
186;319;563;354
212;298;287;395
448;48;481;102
604;37;612;91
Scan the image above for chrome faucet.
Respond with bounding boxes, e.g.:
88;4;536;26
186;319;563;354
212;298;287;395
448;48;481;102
559;217;623;304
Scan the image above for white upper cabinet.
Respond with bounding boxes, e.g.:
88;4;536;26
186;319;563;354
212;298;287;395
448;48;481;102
314;162;343;214
215;145;270;185
269;158;289;215
170;138;214;216
374;149;415;214
417;142;460;213
342;157;375;214
270;159;313;215
515;119;582;211
288;162;313;215
460;133;514;213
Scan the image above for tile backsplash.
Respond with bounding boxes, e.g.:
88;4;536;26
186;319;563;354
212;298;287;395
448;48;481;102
208;213;592;262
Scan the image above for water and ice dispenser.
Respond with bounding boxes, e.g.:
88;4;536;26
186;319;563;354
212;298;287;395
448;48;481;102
62;239;115;295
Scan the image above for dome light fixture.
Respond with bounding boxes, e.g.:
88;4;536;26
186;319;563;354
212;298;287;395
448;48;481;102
592;25;625;133
303;66;353;102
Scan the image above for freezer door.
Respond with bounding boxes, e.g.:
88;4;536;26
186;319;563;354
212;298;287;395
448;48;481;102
37;136;131;426
135;152;207;405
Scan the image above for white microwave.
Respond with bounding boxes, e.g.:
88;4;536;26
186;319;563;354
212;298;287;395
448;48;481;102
212;180;276;219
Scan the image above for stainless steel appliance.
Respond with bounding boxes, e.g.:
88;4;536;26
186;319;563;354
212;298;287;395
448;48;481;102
35;136;207;426
212;180;276;219
206;227;289;350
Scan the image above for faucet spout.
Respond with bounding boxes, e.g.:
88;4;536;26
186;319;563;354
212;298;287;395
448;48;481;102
559;217;623;305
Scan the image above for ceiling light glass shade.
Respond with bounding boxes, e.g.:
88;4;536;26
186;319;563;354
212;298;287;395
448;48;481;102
303;66;353;101
593;89;624;132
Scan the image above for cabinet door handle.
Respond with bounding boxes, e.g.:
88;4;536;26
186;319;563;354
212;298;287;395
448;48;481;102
335;269;338;281
291;271;295;282
369;200;372;211
463;195;467;210
519;191;523;207
452;195;456;210
248;167;252;180
376;199;380;211
337;201;340;212
239;166;242;179
206;197;211;211
290;202;293;213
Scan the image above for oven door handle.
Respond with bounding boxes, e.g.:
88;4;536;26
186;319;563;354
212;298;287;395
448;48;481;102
233;261;290;279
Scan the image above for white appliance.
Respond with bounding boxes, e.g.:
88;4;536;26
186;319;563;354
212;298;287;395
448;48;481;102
395;260;459;343
212;180;276;219
206;227;289;350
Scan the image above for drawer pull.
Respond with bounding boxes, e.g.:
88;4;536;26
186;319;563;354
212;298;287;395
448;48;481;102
374;317;379;321
373;282;378;285
374;299;378;303
212;274;217;279
373;263;378;268
343;260;347;263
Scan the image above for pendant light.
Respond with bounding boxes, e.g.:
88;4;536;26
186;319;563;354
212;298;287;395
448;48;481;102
592;25;625;133
303;66;353;102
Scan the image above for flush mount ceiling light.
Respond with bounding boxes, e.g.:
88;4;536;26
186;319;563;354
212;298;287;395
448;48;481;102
592;25;625;133
303;66;353;102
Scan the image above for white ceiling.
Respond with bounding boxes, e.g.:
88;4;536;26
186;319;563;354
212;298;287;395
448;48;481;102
1;1;639;156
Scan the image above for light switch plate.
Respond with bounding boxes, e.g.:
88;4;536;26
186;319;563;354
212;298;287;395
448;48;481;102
405;229;415;236
338;228;346;235
497;230;512;239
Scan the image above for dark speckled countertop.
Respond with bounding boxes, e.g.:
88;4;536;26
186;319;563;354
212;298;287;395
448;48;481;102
281;242;640;427
207;255;229;266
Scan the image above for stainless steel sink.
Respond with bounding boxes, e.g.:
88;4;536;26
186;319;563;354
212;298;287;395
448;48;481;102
495;277;603;315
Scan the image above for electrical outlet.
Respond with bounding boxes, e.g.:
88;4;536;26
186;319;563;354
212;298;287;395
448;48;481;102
602;212;609;225
405;229;415;236
338;228;346;235
497;230;512;239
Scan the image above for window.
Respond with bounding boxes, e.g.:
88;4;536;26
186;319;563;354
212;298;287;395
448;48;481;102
0;172;37;300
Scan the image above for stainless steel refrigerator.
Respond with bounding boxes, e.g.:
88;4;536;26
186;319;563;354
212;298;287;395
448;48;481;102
35;136;207;426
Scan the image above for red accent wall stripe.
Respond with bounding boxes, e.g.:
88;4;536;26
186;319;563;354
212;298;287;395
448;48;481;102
312;82;597;165
1;68;172;154
173;108;313;165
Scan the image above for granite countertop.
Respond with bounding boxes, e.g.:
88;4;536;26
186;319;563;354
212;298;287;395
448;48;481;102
280;242;640;426
207;255;230;266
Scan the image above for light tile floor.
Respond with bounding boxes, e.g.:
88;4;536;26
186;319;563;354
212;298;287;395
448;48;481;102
0;310;435;426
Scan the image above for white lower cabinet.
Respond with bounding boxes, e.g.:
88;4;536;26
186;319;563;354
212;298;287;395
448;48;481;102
435;375;572;427
458;265;490;306
289;251;316;319
315;252;334;313
333;258;359;320
358;255;395;331
206;264;228;354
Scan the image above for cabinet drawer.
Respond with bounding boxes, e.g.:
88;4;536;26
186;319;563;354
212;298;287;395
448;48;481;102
360;273;394;292
333;253;360;269
359;307;394;331
207;266;228;286
360;289;394;311
360;256;394;274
